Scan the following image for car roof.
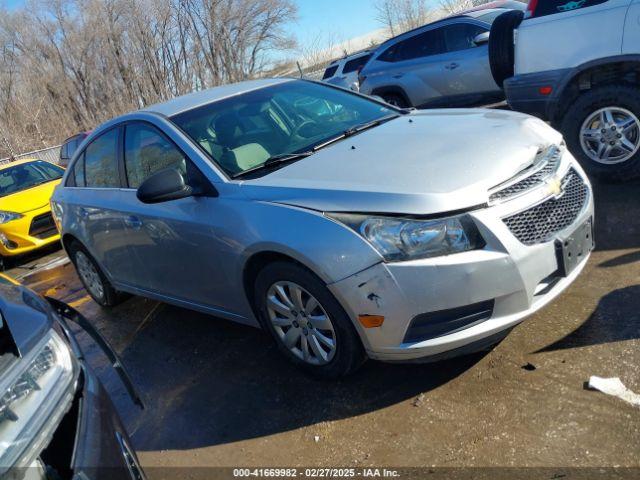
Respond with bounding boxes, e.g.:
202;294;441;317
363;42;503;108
375;6;513;50
142;78;294;117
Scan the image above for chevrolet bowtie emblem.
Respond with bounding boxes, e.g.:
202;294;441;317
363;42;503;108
547;174;571;199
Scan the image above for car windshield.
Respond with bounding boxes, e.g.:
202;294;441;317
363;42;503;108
171;80;398;177
0;160;64;197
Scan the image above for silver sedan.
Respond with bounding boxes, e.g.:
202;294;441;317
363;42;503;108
52;79;594;378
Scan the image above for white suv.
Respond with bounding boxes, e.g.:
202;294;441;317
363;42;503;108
490;0;640;180
321;51;373;91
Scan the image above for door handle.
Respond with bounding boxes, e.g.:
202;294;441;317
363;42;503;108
392;74;404;79
124;216;143;229
445;62;460;70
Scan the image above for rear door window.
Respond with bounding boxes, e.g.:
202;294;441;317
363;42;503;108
68;154;86;187
393;29;446;62
84;128;120;188
322;65;339;79
442;23;487;52
342;54;372;73
124;123;187;189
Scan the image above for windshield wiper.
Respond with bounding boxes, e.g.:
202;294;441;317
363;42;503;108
233;151;314;179
343;114;400;137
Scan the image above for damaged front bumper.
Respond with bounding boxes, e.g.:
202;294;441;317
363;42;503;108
328;162;594;362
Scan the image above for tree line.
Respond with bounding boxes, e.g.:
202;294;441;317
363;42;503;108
0;0;296;158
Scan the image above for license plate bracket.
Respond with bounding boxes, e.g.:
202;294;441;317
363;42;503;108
555;218;595;277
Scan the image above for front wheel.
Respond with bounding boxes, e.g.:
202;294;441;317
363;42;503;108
254;261;366;379
560;85;640;181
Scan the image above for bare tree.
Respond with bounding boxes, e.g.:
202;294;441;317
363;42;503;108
375;0;433;37
0;0;298;158
439;0;495;15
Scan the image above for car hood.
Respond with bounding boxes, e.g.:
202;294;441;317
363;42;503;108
0;180;60;214
239;109;563;215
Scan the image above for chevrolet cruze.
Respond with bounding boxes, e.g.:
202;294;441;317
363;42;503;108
51;79;594;378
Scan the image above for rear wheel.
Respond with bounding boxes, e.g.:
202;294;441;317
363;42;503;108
488;10;524;87
560;85;640;181
254;261;366;379
68;242;123;307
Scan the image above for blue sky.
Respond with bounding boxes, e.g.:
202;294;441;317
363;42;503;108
289;0;380;49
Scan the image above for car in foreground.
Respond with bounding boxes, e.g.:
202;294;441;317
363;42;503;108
359;2;526;108
0;274;144;479
0;159;65;270
322;51;373;91
52;79;594;378
490;0;640;180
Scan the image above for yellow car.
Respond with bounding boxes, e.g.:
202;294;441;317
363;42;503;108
0;158;64;267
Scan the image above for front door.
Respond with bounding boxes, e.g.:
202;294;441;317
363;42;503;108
118;122;236;314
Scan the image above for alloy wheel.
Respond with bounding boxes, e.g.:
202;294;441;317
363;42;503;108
580;107;640;165
76;251;105;300
266;281;337;365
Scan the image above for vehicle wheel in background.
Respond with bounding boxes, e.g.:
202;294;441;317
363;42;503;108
489;10;524;87
254;261;366;379
382;93;410;108
560;85;640;181
68;241;123;307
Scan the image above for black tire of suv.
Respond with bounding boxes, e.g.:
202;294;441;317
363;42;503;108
382;93;409;109
560;85;640;182
488;10;524;87
68;241;123;307
254;261;366;379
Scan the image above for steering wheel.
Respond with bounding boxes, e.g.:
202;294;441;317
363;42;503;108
292;120;319;139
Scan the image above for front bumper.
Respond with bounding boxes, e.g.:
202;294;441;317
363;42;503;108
504;69;571;122
0;206;60;257
329;154;594;362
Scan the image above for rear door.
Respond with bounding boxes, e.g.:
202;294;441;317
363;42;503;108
63;127;136;285
439;21;500;100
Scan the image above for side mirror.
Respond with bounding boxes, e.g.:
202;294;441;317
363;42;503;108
137;168;193;204
473;32;490;46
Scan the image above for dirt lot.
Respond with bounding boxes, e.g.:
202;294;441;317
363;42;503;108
10;179;640;474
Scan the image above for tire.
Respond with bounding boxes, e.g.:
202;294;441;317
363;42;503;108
488;10;524;87
68;241;123;307
381;92;410;109
254;261;366;379
560;85;640;182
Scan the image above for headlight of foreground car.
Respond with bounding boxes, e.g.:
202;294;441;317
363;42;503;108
0;330;77;471
0;211;22;225
328;213;485;262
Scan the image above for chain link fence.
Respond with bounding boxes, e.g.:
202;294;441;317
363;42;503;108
0;145;62;166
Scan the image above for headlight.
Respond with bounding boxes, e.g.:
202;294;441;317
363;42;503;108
0;211;22;224
0;330;77;471
328;213;485;262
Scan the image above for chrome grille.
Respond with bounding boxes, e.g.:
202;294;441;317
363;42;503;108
490;146;562;203
503;168;588;246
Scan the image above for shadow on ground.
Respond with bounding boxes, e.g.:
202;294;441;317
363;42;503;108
536;285;640;353
116;303;487;451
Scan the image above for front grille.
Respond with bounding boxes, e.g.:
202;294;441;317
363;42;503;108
503;168;588;246
29;212;57;239
490;146;562;203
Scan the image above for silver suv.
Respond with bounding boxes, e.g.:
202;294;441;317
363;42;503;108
52;79;594;378
359;5;525;108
